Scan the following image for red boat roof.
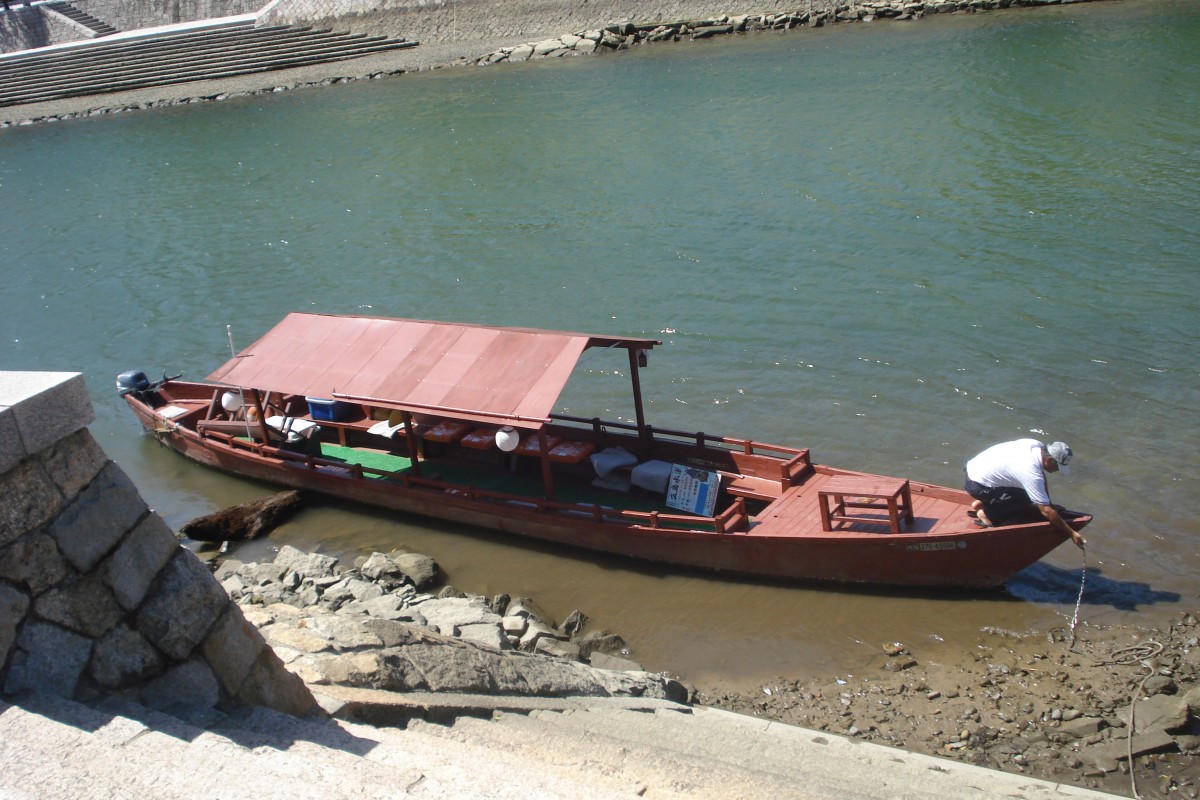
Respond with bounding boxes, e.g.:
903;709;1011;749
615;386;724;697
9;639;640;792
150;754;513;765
207;313;659;429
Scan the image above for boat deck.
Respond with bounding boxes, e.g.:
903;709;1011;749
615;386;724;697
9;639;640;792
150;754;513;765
754;471;971;538
151;388;975;538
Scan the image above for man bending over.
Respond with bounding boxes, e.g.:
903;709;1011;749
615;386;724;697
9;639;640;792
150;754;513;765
964;439;1085;548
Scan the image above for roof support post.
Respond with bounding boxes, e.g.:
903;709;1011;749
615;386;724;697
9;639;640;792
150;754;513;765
628;348;652;455
539;428;556;501
249;389;272;444
402;411;421;477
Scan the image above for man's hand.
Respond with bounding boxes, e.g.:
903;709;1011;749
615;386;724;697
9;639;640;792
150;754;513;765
1040;504;1086;549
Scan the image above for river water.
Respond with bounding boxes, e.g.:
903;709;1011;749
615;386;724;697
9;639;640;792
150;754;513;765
2;0;1197;685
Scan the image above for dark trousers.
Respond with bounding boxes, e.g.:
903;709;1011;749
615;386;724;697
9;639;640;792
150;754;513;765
963;475;1041;526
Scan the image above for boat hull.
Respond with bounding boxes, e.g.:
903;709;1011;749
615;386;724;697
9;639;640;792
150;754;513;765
126;392;1083;589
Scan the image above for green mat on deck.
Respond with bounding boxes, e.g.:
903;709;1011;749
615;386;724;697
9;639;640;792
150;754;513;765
316;444;676;514
318;443;413;477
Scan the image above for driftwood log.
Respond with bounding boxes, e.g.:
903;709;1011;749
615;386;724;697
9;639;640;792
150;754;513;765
180;490;305;542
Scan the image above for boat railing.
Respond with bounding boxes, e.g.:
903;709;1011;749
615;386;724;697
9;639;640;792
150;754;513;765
550;413;807;460
550;414;812;492
199;426;751;534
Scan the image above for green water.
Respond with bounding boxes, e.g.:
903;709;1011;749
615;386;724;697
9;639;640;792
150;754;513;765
3;0;1198;681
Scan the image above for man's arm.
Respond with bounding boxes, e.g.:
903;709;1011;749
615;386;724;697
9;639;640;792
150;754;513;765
1038;504;1085;548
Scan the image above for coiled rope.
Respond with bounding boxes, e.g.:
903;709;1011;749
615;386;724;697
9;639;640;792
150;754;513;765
1065;542;1165;800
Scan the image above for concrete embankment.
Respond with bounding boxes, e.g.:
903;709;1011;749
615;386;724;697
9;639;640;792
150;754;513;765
1;0;1108;127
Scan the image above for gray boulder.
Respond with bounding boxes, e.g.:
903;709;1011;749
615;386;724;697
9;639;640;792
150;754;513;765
273;545;338;580
1133;693;1190;734
392;552;438;589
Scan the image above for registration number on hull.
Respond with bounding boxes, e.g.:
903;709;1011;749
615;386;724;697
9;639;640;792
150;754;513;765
906;542;964;552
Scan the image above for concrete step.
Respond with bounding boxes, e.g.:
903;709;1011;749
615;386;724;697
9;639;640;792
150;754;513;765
0;26;391;82
215;704;646;799
0;689;1126;800
0;693;646;800
43;2;118;36
0;41;416;105
0;24;418;108
0;21;260;70
433;710;804;800
0;694;358;800
309;683;1122;800
521;705;823;782
312;683;690;726
0;31;398;94
404;700;1124;800
0;25;371;79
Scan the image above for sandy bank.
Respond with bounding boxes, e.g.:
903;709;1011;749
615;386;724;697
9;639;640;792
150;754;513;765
0;0;1086;127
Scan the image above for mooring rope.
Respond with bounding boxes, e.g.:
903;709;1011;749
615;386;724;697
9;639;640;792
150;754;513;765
1067;543;1087;649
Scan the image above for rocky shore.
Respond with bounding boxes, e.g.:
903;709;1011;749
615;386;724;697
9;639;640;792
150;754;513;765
699;617;1200;799
1;0;1108;128
215;537;1200;799
215;544;688;702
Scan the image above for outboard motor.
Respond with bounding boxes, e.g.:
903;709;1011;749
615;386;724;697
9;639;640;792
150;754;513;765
116;370;151;396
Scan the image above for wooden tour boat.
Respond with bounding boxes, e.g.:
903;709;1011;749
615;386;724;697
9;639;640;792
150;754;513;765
119;312;1090;589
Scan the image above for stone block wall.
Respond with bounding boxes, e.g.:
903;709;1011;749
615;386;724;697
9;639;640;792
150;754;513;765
0;0;259;54
0;6;85;56
0;371;317;719
68;0;262;36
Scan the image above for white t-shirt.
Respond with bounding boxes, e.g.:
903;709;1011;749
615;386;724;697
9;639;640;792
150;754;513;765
965;438;1051;505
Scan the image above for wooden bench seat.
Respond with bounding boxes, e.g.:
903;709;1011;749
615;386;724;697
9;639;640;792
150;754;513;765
516;434;562;457
422;421;471;444
460;427;498;450
547;440;595;464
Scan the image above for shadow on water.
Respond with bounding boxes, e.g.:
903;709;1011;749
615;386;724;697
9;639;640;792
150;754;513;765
1003;562;1181;612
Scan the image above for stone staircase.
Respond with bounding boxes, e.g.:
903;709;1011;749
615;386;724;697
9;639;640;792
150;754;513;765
0;22;418;107
43;2;119;37
0;690;1122;800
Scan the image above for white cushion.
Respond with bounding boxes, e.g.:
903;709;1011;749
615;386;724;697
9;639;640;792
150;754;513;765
631;460;673;494
267;415;320;439
367;419;407;438
590;446;638;478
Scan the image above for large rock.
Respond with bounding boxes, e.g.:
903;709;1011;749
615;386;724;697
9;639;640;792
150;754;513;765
507;44;534;61
274;545;338;580
253;602;681;701
4;620;92;697
179;490;304;542
224;545;681;706
0;583;30;666
136;550;229;660
49;462;146;572
141;657;221;712
200;605;267;697
90;624;164;688
1183;686;1200;716
1133;693;1190;734
391;552;438;590
33;573;123;637
418;597;501;636
101;513;179;610
0;532;70;595
0;460;64;547
40;430;108;500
